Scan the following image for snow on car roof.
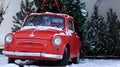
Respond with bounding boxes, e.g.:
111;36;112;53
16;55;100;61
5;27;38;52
29;12;73;19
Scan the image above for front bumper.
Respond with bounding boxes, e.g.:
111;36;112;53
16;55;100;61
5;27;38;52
2;51;63;59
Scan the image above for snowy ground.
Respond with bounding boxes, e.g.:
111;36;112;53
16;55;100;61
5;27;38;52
0;54;120;67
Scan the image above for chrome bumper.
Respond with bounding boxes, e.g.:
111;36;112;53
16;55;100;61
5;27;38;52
2;51;63;59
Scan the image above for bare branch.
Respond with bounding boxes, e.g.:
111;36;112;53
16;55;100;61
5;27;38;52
0;0;10;24
95;0;102;7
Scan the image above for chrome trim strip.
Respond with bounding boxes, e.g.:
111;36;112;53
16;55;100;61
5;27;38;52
2;51;63;59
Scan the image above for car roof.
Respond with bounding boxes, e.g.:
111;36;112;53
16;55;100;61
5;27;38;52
28;12;73;19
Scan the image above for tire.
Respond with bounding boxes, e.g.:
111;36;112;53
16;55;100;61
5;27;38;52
8;58;16;63
59;47;69;66
72;54;80;64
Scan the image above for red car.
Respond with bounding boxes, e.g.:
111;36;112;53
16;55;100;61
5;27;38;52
3;12;81;65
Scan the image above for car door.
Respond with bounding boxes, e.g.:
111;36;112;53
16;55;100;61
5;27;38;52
68;19;79;57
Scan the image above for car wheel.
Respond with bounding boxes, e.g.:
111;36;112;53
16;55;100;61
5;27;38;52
59;47;69;66
72;54;80;64
8;58;16;63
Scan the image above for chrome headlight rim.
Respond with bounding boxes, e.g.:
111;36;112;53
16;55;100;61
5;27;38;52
5;34;13;44
52;36;62;46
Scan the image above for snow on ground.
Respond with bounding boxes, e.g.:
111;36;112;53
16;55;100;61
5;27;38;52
70;59;120;67
0;54;120;67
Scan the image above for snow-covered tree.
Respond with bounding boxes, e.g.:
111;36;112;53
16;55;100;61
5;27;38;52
83;6;107;56
12;0;35;32
106;9;120;56
83;6;120;57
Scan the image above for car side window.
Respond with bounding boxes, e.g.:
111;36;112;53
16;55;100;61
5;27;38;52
68;20;75;32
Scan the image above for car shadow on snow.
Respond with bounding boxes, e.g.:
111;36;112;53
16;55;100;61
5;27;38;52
15;60;72;67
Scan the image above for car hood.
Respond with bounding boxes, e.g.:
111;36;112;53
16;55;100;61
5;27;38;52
15;26;64;40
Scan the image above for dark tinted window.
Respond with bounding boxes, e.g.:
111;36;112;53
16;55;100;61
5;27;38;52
68;20;74;31
24;15;65;29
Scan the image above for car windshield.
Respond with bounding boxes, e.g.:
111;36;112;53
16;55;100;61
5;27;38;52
24;15;65;29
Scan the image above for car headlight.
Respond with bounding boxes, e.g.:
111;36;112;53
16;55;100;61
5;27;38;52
52;36;62;46
5;34;13;44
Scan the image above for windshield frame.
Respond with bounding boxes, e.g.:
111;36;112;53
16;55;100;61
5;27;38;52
23;14;65;30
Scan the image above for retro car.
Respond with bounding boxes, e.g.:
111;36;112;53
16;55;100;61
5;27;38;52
3;12;81;65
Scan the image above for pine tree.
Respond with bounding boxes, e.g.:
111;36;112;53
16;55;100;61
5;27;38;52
84;6;120;57
107;9;120;56
84;6;109;56
12;0;35;32
34;0;43;12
